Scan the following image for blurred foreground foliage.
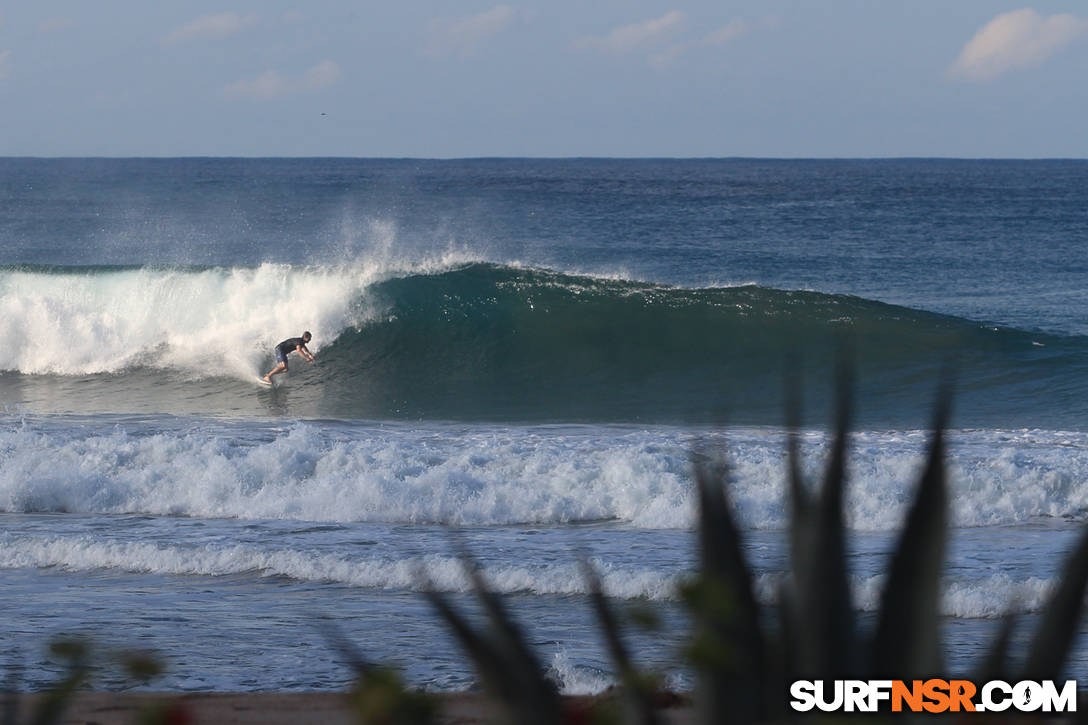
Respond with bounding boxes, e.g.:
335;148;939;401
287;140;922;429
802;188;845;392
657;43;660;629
410;373;1088;723
2;637;174;725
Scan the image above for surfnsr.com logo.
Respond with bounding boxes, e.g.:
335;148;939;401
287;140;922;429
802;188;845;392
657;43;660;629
789;679;1078;713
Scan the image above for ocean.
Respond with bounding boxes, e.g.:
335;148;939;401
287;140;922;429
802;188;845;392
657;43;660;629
1;158;1086;692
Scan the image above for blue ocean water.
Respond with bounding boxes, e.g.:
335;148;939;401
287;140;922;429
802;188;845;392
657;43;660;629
1;158;1087;691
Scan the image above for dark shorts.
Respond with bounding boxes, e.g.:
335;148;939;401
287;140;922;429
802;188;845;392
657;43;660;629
275;349;288;366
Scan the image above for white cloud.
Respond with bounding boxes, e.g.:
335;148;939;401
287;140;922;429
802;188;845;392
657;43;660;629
649;18;750;68
426;5;519;57
164;12;258;46
949;8;1088;81
644;18;748;67
0;50;10;81
225;60;341;99
227;70;287;99
580;11;685;55
701;19;749;48
302;60;341;89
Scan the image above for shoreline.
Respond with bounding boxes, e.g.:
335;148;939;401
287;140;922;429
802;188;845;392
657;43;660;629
12;691;697;725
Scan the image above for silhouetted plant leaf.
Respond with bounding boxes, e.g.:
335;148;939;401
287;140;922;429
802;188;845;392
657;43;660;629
687;446;767;725
424;547;561;725
787;363;856;678
46;638;88;665
29;639;91;725
580;559;661;725
318;618;436;724
977;612;1017;684
870;389;951;677
1021;524;1088;682
455;541;553;696
625;603;662;633
349;666;436;725
317;618;376;678
119;651;164;683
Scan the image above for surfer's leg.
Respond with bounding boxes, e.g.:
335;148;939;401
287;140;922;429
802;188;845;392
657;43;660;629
265;349;289;381
264;362;286;381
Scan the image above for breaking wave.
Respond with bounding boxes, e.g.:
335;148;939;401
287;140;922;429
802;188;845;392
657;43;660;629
1;262;1086;425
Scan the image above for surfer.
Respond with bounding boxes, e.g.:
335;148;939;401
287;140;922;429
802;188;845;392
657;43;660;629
263;331;315;383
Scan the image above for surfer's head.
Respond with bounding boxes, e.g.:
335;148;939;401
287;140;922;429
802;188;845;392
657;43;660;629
303;331;312;342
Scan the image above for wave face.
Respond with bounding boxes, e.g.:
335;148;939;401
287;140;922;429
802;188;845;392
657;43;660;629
1;262;1086;426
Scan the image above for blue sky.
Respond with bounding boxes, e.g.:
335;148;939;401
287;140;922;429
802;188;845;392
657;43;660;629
1;2;1087;157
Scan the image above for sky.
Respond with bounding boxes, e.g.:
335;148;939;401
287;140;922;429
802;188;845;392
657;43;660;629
1;1;1087;157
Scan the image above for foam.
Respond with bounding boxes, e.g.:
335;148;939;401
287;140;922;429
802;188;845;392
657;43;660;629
728;428;1088;531
757;572;1054;618
0;254;473;378
0;531;1058;618
0;534;678;600
547;650;617;695
853;573;1055;618
0;422;695;528
2;421;1088;531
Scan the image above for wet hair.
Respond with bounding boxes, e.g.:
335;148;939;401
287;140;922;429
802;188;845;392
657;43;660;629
303;331;312;341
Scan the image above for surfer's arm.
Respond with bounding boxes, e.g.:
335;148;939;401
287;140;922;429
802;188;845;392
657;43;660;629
298;344;315;363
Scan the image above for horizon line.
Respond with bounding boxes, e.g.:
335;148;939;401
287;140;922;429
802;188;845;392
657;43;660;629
2;155;1087;162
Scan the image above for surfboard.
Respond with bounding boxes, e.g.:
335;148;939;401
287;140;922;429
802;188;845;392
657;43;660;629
256;376;273;387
